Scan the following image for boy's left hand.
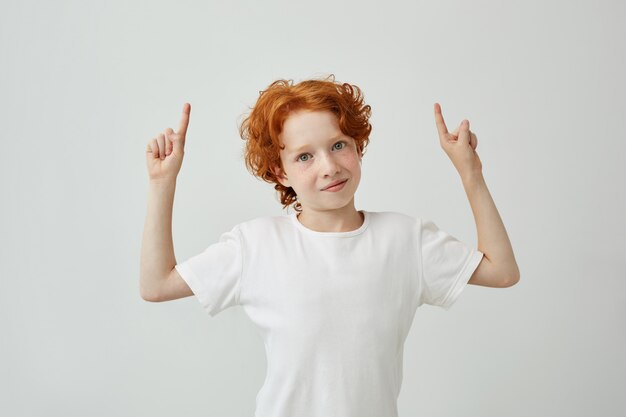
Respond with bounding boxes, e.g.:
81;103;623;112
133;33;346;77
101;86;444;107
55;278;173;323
434;103;482;178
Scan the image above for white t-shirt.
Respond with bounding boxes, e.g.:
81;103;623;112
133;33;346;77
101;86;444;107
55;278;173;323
175;210;484;417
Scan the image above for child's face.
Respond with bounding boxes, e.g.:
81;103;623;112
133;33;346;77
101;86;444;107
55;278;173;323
275;109;362;213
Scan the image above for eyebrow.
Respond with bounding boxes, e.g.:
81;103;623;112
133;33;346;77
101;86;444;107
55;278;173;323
287;136;342;155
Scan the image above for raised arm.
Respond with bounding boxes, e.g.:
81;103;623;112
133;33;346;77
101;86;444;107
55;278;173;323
434;103;520;287
462;171;520;287
140;103;192;301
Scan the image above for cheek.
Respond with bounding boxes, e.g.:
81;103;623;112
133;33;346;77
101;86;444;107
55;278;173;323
342;152;361;170
290;166;316;184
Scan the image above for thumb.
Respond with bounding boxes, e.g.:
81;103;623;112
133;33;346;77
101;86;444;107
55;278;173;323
458;120;471;145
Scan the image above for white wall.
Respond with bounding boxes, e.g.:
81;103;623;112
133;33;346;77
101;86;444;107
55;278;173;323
1;0;624;415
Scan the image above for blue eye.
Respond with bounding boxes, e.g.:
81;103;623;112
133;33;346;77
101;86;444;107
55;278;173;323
297;141;346;162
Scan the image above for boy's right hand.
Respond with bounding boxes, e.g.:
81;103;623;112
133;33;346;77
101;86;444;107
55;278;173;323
145;103;191;182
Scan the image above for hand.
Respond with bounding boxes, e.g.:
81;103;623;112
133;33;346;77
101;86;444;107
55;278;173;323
145;103;191;182
433;102;482;178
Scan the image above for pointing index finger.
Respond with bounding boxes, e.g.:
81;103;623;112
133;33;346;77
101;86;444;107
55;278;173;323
177;103;191;137
434;102;449;136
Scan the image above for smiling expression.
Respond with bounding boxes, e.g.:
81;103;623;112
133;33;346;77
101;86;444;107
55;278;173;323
275;109;362;213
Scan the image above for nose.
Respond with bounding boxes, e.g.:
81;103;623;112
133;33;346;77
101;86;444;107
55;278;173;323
320;152;341;177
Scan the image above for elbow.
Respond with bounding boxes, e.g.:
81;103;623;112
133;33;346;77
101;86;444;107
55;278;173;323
140;283;160;302
504;269;521;287
141;293;159;302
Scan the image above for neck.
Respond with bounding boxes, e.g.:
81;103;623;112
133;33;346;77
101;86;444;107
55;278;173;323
296;205;364;233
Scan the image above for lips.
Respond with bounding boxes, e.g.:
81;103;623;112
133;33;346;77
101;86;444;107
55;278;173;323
322;179;348;191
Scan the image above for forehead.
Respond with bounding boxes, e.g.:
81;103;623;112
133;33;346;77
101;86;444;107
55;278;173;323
280;110;342;151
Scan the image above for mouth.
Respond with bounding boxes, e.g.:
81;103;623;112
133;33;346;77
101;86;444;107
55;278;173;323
322;179;348;191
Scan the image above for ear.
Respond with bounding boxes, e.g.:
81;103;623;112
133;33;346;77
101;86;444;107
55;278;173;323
353;139;362;160
272;165;291;187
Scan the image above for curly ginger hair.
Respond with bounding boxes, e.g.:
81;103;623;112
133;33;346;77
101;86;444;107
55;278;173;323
238;74;372;213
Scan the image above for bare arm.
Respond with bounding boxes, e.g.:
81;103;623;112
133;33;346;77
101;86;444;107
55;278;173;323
140;103;191;301
433;103;519;287
462;173;520;287
140;179;178;301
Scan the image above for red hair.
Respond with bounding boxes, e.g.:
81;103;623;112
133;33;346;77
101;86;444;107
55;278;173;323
238;74;372;212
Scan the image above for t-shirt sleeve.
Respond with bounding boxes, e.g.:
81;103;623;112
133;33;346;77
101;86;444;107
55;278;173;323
174;224;243;317
417;217;484;310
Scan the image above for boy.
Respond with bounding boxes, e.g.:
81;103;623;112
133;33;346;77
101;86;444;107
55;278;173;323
140;75;520;417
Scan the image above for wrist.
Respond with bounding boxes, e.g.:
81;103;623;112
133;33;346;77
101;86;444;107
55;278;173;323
460;170;484;186
149;177;177;189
